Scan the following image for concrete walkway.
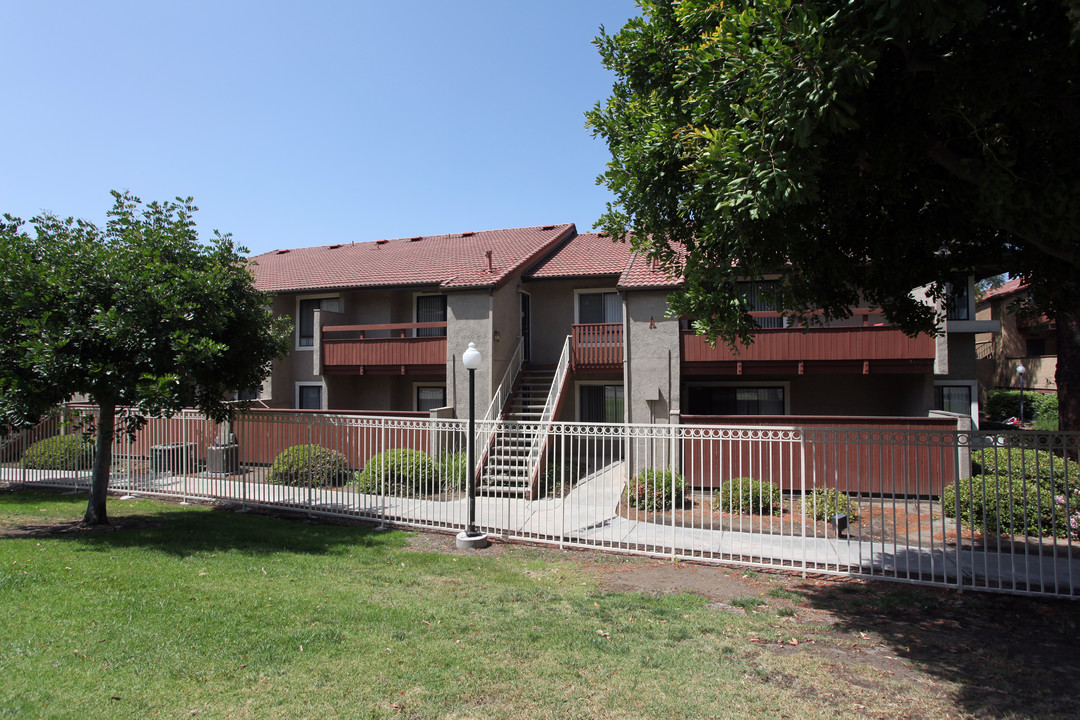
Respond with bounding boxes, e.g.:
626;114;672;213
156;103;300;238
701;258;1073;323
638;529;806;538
4;464;1078;596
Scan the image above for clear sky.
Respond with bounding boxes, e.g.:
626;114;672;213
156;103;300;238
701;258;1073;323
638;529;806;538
2;1;640;257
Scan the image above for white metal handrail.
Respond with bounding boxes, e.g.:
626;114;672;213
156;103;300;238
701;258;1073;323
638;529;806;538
474;339;524;476
482;338;523;424
524;335;571;473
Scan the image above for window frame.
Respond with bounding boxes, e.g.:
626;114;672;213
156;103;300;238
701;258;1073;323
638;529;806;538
295;381;324;410
413;292;448;337
414;383;448;412
573;288;622;325
295;293;342;351
576;381;625;423
682;381;790;416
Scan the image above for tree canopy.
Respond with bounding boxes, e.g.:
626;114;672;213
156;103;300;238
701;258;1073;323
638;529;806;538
0;192;292;523
587;0;1080;429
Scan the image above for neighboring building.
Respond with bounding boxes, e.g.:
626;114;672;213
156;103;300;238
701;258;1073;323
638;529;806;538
249;226;996;428
976;278;1057;400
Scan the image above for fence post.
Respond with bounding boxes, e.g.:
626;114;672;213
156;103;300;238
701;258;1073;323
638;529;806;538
800;427;807;577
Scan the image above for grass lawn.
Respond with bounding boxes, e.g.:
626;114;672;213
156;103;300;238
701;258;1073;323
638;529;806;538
3;486;1079;719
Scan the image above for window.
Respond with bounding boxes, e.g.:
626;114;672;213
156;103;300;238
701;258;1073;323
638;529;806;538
1026;338;1047;357
577;291;622;324
738;280;783;329
297;384;322;410
685;385;786;416
416;385;447;412
237;386;261;402
934;385;971;416
297;296;340;348
946;281;970;321
579;384;624;423
416;295;447;337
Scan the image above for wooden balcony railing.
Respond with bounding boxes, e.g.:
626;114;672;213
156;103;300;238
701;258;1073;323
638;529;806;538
321;322;447;374
681;325;935;372
571;323;623;369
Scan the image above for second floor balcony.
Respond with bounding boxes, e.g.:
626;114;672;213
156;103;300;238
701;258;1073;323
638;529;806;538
571;323;623;371
319;322;447;375
681;323;935;375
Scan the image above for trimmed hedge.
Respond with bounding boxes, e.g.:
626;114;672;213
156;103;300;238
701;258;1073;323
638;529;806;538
984;389;1058;425
972;448;1079;491
267;445;350;487
625;468;686;511
943;475;1080;538
801;488;859;522
20;434;95;470
944;448;1080;538
714;478;783;515
355;449;436;493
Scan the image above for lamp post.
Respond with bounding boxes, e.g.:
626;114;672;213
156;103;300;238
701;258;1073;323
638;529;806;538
457;342;490;549
1016;363;1027;427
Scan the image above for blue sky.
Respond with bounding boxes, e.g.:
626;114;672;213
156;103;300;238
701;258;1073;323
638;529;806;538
2;1;640;256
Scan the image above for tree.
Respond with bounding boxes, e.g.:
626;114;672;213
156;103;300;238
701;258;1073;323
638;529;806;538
0;192;292;524
587;0;1080;430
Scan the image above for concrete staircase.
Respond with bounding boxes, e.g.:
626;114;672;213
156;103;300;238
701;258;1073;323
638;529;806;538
476;366;555;497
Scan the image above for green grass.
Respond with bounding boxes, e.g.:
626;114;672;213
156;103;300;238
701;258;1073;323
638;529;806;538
0;488;975;719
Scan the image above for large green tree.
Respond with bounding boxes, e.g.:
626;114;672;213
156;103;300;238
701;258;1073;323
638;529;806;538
0;192;291;524
587;0;1080;429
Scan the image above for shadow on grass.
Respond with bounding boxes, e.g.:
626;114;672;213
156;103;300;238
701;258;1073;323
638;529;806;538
1;485;399;557
795;578;1080;719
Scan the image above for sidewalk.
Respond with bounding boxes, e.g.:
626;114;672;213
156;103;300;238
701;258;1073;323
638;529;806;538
5;464;1078;596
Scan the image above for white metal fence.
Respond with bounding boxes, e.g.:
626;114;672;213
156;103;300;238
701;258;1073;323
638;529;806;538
3;405;1079;598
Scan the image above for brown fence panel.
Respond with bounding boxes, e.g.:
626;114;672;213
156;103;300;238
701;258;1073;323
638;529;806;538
681;416;961;495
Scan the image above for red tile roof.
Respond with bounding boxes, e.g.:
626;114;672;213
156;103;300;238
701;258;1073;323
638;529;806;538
250;224;576;293
978;276;1026;304
525;232;683;289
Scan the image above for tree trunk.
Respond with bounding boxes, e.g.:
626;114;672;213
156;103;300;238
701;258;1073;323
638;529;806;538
1056;309;1080;434
82;401;114;525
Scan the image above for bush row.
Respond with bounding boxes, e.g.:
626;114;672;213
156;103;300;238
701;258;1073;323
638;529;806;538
984;389;1058;427
944;448;1080;538
265;445;469;493
19;434;95;470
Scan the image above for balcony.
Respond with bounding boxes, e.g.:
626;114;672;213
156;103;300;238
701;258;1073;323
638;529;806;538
320;322;447;375
681;324;935;375
571;323;623;370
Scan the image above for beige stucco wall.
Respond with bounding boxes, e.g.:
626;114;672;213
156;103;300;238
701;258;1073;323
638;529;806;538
625;291;679;424
522;278;621;365
447;291;494;420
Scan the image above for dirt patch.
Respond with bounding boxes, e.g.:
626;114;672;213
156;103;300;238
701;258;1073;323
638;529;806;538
0;516;161;538
587;553;1080;719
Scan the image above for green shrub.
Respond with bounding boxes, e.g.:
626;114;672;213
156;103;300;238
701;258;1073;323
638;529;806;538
355;449;436;493
943;474;1080;538
624;468;686;511
1032;393;1059;430
801;488;859;522
714;478;783;515
19;434;95;470
436;452;468;491
267;444;349;487
972;448;1079;494
984;389;1059;425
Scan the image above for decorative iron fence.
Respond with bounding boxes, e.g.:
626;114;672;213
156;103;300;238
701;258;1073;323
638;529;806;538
3;406;1078;598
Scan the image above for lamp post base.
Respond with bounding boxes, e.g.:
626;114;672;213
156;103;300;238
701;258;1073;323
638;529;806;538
455;531;491;550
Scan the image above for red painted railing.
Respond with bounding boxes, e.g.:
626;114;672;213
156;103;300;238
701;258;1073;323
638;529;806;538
681;326;934;364
571;323;623;368
322;322;447;372
681;415;960;495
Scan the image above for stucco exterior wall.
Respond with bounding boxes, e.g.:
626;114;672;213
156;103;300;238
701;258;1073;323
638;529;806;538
520;279;581;365
625;292;679;424
447;292;493;420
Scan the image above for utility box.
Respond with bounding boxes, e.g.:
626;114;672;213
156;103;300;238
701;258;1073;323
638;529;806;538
151;442;196;475
206;443;240;475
